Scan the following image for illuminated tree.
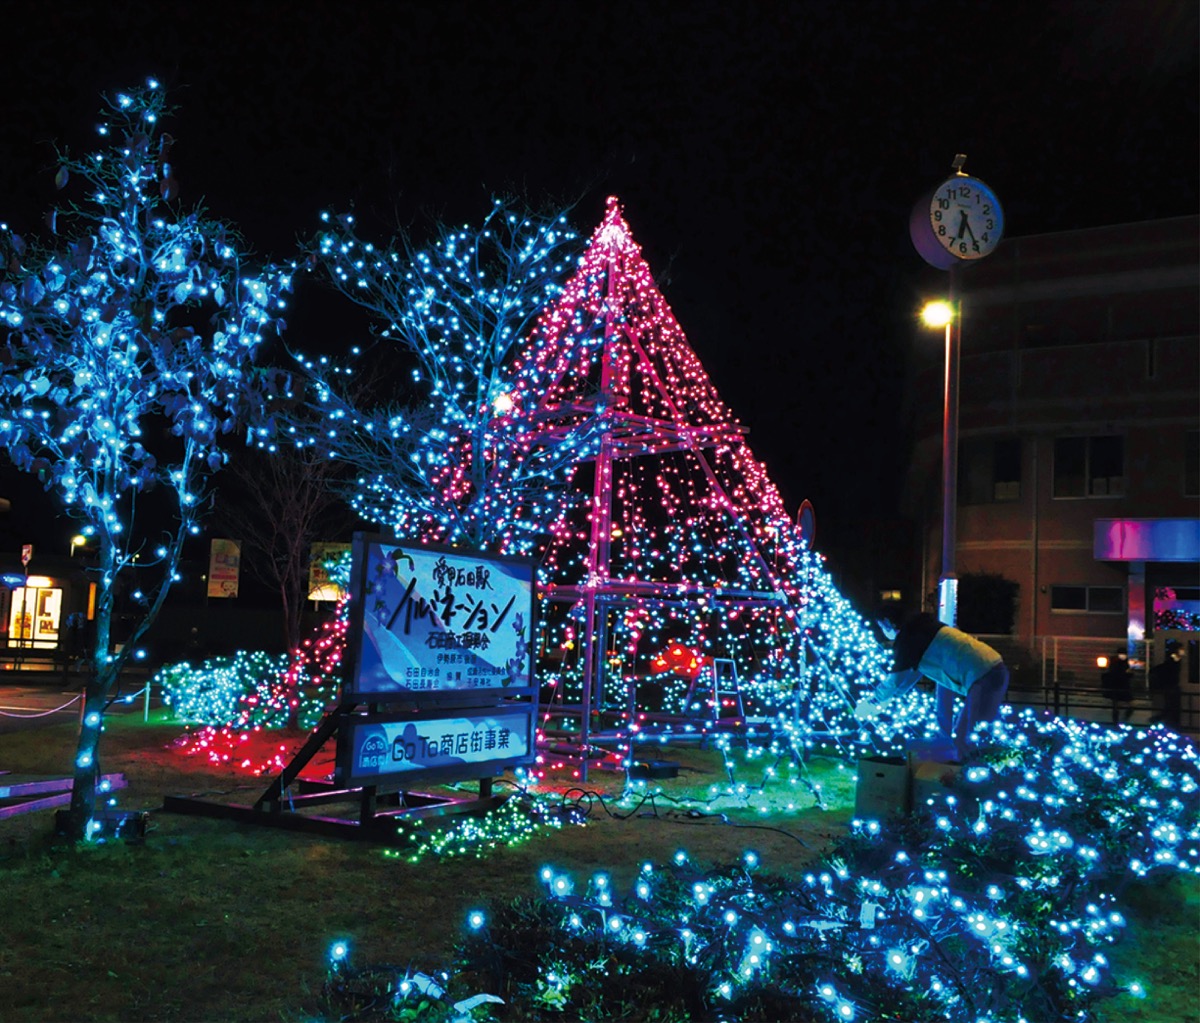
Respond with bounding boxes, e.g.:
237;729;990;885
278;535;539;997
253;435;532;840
294;198;601;553
0;80;291;840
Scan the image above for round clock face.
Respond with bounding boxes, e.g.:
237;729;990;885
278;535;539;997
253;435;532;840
927;175;1004;262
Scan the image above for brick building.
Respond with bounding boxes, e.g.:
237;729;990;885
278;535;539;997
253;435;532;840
903;216;1199;680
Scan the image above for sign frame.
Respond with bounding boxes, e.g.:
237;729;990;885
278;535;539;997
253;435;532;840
342;533;538;706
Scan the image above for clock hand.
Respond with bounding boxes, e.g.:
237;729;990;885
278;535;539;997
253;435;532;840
956;210;970;239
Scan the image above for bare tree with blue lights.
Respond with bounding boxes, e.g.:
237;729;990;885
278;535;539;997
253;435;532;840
294;199;601;553
0;80;291;841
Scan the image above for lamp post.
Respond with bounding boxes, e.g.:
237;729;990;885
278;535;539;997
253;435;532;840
921;282;961;627
911;155;1004;626
70;534;88;557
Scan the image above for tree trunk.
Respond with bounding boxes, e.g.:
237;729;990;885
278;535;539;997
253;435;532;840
64;541;116;841
280;577;301;729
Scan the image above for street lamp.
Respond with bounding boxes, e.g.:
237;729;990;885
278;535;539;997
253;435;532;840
921;288;961;627
70;534;88;557
911;156;1004;627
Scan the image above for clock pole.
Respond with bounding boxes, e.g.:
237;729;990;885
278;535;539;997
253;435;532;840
938;264;962;627
911;154;1004;628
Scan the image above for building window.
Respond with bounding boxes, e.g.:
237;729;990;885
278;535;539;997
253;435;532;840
1050;585;1125;614
1186;430;1199;498
959;437;1021;505
1053;435;1125;498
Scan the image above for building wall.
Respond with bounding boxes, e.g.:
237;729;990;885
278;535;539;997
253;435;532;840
905;216;1199;652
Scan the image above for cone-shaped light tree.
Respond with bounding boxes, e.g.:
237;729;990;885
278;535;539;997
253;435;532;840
0;80;291;840
293;197;922;756
504;198;916;751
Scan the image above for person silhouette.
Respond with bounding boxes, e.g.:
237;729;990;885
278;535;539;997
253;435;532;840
855;610;1010;762
1101;648;1134;723
1150;639;1185;730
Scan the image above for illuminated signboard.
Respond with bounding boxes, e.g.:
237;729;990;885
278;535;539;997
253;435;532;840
1094;518;1200;562
335;705;535;788
344;535;536;702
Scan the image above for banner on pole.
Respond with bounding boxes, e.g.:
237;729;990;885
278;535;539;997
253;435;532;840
308;542;351;602
207;539;241;598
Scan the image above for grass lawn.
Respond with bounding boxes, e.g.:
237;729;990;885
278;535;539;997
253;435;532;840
0;713;1195;1022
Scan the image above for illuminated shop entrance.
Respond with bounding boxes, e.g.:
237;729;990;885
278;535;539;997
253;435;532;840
8;579;63;649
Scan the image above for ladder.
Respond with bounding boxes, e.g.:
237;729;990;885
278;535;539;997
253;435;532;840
685;658;745;723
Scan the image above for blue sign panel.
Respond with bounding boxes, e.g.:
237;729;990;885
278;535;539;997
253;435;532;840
345;535;536;701
335;706;535;788
1094;518;1200;562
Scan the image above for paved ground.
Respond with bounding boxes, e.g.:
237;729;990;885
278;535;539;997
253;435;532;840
0;682;156;735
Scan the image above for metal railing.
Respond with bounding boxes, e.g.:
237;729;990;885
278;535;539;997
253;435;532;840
973;633;1197;736
1038;635;1150;687
975;634;1150;698
1006;682;1198;735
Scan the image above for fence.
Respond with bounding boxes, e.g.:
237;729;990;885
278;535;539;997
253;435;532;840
1038;635;1151;687
978;633;1198;735
1005;681;1199;734
978;634;1147;696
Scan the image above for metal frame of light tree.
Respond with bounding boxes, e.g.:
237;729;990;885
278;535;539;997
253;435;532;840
507;198;914;775
565;265;781;761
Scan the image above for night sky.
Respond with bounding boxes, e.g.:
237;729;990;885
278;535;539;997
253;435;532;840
1;0;1196;575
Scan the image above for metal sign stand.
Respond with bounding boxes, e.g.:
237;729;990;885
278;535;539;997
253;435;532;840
164;538;537;844
163;697;505;843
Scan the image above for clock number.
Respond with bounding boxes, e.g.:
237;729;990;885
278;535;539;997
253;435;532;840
933;210;942;222
937;198;950;210
982;204;992;215
986;219;994;230
938;225;947;237
959;242;968;254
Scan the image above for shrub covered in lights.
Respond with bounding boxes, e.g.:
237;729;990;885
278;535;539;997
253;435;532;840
162;595;348;770
159;648;338;774
331;712;1197;1022
0;80;291;840
387;791;570;864
158;651;293;727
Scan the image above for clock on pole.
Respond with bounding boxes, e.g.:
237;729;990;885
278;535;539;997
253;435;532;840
910;155;1005;629
910;154;1005;270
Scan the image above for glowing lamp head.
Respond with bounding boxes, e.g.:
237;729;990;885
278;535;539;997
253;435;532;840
920;301;954;329
492;392;515;415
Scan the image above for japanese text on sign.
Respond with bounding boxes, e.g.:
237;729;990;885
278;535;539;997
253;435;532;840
348;538;535;700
